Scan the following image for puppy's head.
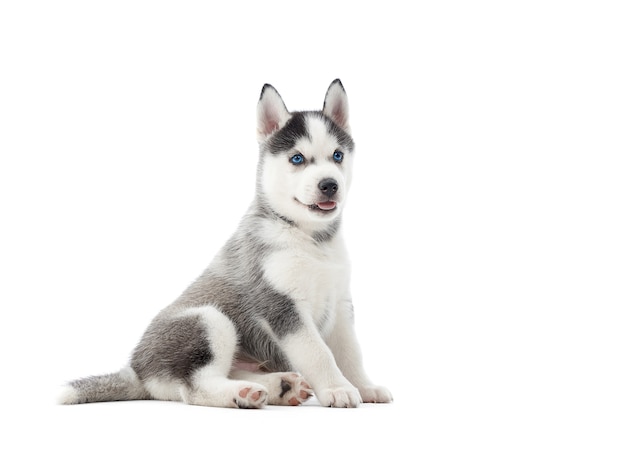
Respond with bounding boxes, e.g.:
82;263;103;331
256;79;355;231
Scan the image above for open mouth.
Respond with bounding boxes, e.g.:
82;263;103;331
296;198;338;212
311;201;337;211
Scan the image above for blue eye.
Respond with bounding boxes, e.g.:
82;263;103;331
333;150;344;163
290;154;304;165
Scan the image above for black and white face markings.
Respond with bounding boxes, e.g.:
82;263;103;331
257;111;355;237
264;111;354;157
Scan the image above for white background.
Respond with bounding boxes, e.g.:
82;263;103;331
1;1;625;467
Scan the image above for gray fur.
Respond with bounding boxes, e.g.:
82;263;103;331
131;314;214;384
165;208;302;371
62;198;302;404
66;369;150;404
312;218;341;244
124;199;302;388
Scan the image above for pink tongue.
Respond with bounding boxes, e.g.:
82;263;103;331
317;201;337;210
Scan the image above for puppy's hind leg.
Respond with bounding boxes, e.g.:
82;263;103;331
176;307;268;409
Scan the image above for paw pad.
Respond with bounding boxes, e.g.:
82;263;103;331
271;373;312;406
234;385;267;409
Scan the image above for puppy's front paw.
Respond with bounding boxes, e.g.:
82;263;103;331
359;385;393;403
317;385;362;408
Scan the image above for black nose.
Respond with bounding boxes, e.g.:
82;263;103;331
318;178;338;196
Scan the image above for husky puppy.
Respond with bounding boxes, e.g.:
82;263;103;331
60;80;392;408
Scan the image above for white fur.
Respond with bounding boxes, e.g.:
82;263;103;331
186;306;238;375
143;378;181;402
281;328;361;407
57;384;79;405
262;234;349;327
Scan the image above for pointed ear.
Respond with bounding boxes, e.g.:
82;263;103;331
257;84;291;143
323;79;350;132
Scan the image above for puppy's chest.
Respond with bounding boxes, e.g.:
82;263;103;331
263;241;349;325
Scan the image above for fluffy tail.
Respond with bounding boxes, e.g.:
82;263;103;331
58;366;149;404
